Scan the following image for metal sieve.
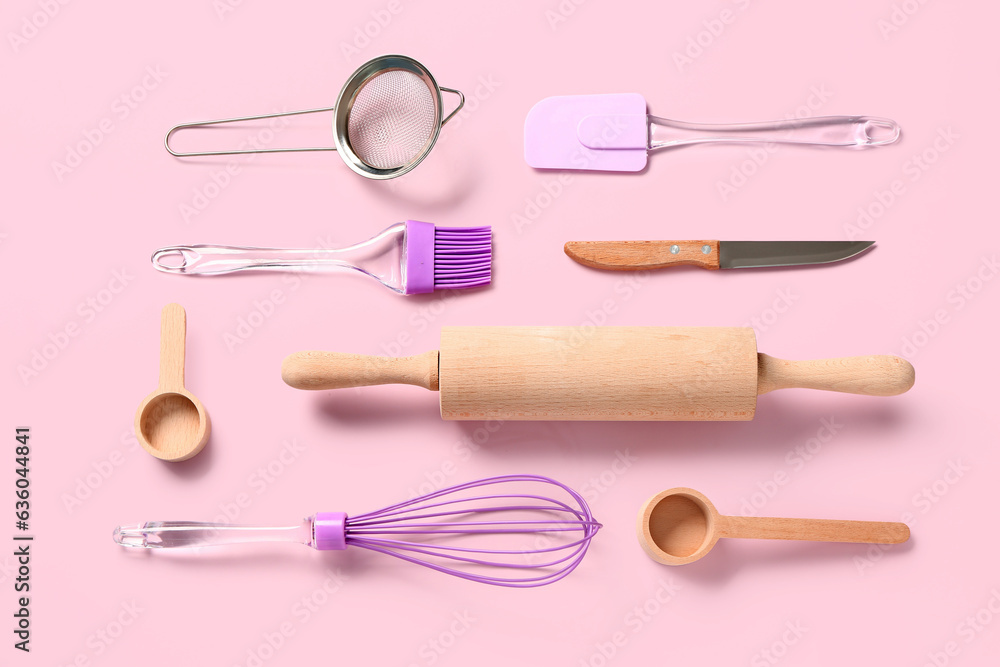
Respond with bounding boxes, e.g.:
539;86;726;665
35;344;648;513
164;55;464;180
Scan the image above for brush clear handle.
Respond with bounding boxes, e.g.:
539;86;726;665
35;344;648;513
150;223;406;292
113;520;313;549
648;115;900;150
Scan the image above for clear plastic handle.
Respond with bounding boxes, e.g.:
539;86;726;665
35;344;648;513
113;521;312;549
648;115;900;150
150;223;407;292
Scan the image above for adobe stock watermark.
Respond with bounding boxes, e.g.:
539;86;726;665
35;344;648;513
751;621;808;667
62;427;141;514
739;417;844;517
844;126;958;240
51;66;168;182
510;173;573;235
917;588;1000;667
212;439;307;525
578;579;681;667
0;553;21;586
213;0;252;21
554;273;651;363
407;611;476;667
381;287;472;358
339;0;406;61
56;601;144;667
742;287;799;337
877;0;933;40
545;0;592;31
855;459;970;575
579;450;638;505
435;74;502;137
179;113;290;223
716;85;833;202
512;116;628;235
406;421;505;498
899;255;998;360
192;440;307;574
672;0;756;73
224;287;292;352
223;238;336;352
7;0;72;53
18;268;135;385
235;569;349;667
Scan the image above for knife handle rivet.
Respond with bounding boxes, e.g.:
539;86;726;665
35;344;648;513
670;245;680;254
701;245;711;254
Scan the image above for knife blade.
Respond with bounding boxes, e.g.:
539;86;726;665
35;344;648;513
564;240;874;271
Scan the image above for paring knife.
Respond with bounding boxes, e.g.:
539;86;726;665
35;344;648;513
564;240;874;271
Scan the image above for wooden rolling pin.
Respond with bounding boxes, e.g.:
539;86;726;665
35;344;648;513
282;327;914;421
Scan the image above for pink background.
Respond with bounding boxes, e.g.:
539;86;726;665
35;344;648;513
5;1;999;665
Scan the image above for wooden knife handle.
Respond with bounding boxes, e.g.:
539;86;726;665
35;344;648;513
564;240;721;271
756;354;915;396
281;351;440;391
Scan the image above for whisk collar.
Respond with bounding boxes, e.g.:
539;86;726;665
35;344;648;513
313;512;348;551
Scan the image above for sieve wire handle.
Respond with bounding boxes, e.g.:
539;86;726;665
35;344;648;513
164;107;338;157
440;87;466;125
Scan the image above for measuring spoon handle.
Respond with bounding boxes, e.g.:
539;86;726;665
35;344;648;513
159;303;187;390
719;515;909;544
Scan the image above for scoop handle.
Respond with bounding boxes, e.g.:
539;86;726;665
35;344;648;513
719;515;910;544
757;354;914;396
281;351;440;391
158;303;187;390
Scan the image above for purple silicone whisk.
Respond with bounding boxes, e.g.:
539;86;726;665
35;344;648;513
113;475;601;587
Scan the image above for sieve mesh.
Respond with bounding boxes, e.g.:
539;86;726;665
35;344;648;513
346;69;437;170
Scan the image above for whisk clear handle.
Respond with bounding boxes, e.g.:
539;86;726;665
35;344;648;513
648;115;901;150
113;520;314;549
113;515;348;550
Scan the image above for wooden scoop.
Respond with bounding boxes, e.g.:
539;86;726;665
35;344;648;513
134;304;210;461
637;487;910;565
281;326;914;421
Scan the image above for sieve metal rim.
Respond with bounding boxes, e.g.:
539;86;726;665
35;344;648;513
333;54;443;180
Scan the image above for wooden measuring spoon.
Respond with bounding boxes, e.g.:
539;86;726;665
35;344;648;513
134;304;210;462
637;487;909;565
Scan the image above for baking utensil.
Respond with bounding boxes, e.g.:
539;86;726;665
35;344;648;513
114;474;600;587
134;304;210;461
637;487;909;565
564;240;874;271
165;55;464;179
524;93;901;171
151;221;491;295
281;326;915;421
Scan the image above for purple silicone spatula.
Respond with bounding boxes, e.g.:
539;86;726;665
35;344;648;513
113;475;600;588
524;93;901;172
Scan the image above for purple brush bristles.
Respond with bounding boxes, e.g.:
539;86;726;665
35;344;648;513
404;220;492;294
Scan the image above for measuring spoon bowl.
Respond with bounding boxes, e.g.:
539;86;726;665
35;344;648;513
638;488;720;565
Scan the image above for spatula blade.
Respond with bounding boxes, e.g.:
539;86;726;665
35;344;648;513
524;94;648;172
